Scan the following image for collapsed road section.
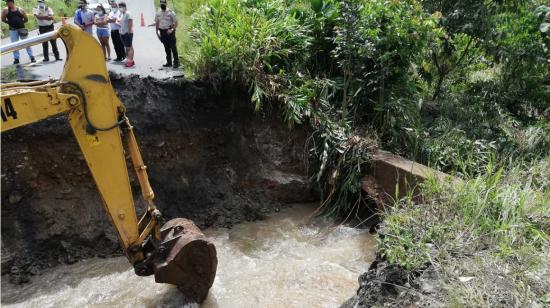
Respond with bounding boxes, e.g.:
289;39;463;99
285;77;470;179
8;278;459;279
1;74;316;286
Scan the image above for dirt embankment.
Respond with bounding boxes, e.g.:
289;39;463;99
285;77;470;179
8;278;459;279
1;75;316;283
341;226;443;308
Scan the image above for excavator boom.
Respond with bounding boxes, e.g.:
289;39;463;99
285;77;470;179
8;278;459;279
0;25;216;302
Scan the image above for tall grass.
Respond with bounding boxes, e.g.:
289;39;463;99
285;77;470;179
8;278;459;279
380;156;550;306
187;0;312;103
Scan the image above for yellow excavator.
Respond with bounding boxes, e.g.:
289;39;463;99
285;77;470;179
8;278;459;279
0;24;217;302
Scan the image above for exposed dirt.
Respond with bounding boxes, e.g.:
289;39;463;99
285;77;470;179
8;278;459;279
341;225;444;308
1;75;316;284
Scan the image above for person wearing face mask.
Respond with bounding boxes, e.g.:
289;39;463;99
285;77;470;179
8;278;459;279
94;4;111;60
107;0;125;62
74;0;94;34
33;0;60;62
155;0;179;68
117;2;134;67
2;0;35;64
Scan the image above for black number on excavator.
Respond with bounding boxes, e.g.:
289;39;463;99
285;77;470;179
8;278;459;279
1;98;18;122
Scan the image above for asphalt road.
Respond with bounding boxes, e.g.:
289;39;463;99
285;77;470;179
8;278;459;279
0;0;182;80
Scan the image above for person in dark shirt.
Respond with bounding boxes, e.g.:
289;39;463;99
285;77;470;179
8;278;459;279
1;0;36;64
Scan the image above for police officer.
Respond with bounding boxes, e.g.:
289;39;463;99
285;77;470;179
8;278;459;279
155;0;179;68
33;0;60;62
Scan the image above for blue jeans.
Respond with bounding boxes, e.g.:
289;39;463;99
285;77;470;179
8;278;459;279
9;29;34;60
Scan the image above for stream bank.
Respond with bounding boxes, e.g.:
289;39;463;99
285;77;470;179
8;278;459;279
1;74;430;308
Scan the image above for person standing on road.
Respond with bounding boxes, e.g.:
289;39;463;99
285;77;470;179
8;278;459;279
107;0;125;62
117;2;134;68
1;0;35;64
33;0;60;62
155;0;179;68
94;4;111;60
74;0;94;35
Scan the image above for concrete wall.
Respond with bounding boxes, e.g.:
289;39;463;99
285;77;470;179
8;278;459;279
362;151;455;205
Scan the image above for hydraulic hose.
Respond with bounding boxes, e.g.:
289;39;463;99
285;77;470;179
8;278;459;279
61;81;125;133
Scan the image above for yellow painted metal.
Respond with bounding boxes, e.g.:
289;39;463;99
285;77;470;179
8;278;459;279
1;88;79;131
123;119;162;243
0;24;148;264
123;118;156;204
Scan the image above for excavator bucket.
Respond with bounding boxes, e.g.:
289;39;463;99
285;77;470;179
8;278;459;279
153;218;218;302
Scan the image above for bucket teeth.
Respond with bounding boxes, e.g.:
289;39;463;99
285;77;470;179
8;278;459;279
153;218;217;303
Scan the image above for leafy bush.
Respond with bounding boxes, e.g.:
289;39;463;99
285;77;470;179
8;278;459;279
187;0;440;218
189;0;312;110
183;1;550;304
185;0;549;219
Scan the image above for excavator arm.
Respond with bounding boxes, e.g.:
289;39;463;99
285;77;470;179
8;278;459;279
0;25;216;302
2;78;154;265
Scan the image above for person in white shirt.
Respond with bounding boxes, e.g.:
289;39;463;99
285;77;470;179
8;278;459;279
107;0;125;61
33;0;59;62
117;2;134;67
33;0;61;62
155;0;179;68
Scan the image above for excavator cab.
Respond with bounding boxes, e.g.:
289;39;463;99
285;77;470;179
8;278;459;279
0;25;217;302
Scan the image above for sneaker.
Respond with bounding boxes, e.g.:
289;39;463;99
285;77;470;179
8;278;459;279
162;63;172;67
56;57;62;61
173;62;180;69
125;60;135;68
30;57;36;63
43;58;50;62
13;59;20;65
114;58;123;62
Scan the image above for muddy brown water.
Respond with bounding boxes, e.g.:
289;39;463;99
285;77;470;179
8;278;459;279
1;204;376;308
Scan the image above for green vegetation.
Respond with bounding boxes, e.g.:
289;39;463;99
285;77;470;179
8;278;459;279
382;157;549;305
173;0;549;305
180;0;549;202
1;0;77;37
1;66;17;81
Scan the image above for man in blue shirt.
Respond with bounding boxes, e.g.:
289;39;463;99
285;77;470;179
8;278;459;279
74;0;94;34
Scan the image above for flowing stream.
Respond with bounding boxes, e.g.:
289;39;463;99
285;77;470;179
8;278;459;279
1;204;376;308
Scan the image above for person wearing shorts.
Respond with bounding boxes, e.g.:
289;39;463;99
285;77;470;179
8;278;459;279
94;4;111;60
117;2;134;67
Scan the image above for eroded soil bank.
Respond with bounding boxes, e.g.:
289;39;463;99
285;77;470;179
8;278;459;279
1;75;316;283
